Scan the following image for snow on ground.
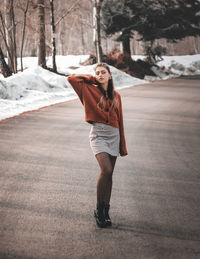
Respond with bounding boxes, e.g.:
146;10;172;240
156;55;200;76
11;55;90;71
133;54;200;76
0;54;200;121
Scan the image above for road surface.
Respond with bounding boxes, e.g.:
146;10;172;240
0;76;200;259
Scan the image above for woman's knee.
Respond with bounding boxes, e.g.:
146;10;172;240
101;165;113;178
95;152;114;178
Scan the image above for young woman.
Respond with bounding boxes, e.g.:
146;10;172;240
67;63;128;228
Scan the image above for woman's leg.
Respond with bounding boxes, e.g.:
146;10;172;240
95;152;117;205
94;152;117;227
104;154;117;204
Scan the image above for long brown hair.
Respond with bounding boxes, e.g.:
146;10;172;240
94;63;118;111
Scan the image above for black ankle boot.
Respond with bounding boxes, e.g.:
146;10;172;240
94;202;107;228
104;204;112;226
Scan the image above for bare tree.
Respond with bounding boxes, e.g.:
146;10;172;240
4;0;17;73
49;0;57;72
54;0;80;27
48;0;80;70
93;0;103;62
0;46;12;77
80;12;86;54
0;11;13;68
20;0;30;71
38;0;46;68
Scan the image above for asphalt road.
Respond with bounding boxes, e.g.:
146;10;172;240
0;76;200;259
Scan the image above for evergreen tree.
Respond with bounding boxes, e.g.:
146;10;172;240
101;0;200;55
127;0;200;42
101;0;134;56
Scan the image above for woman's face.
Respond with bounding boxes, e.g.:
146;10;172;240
95;66;111;85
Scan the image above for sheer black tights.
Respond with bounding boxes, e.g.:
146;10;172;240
95;152;117;205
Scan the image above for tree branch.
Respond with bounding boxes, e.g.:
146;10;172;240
55;0;80;26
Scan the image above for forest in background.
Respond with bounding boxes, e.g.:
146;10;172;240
0;0;200;59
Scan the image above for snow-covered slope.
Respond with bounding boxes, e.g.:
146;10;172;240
0;54;199;121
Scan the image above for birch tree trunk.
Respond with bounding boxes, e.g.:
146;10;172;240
4;0;17;73
38;0;46;68
80;12;85;54
93;0;103;63
11;0;17;73
20;0;30;72
50;0;57;72
0;46;12;77
0;10;12;68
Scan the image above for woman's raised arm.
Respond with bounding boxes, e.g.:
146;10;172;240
67;74;96;103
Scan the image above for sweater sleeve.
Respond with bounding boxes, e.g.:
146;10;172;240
67;74;96;104
118;94;128;157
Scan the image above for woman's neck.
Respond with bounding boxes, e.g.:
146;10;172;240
101;82;108;91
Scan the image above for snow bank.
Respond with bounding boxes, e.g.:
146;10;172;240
155;54;200;76
0;66;69;100
0;66;76;121
0;54;200;121
0;63;145;121
0;80;25;100
132;54;200;76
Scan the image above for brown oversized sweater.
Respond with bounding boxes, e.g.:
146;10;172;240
67;74;128;156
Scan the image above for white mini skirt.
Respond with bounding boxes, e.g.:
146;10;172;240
89;122;120;157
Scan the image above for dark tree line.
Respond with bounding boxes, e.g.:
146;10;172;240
101;0;200;58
